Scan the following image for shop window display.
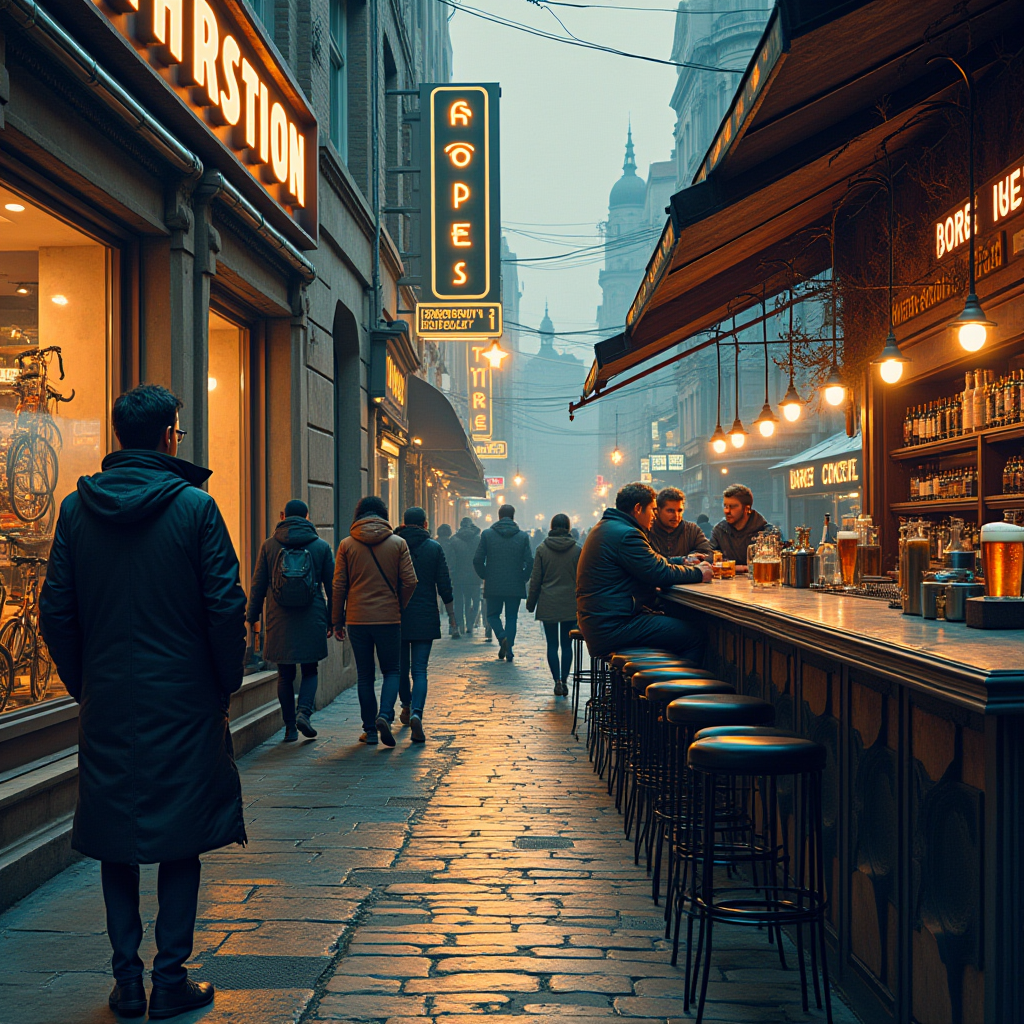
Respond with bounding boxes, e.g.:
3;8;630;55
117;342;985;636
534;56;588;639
0;185;110;715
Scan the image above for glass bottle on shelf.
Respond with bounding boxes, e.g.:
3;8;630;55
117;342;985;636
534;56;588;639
974;374;988;431
818;513;839;586
963;373;975;433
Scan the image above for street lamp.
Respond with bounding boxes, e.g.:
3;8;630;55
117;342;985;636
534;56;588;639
868;159;910;384
611;411;623;465
752;289;778;438
709;337;728;453
729;336;747;447
482;340;509;368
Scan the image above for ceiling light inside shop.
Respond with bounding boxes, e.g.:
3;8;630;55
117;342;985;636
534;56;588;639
208;377;218;391
50;294;68;306
4;203;25;213
15;285;30;295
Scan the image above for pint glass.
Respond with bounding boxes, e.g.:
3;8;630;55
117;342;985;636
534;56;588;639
837;530;859;587
981;522;1024;597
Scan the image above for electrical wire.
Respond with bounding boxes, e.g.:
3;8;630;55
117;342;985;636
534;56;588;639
539;0;771;11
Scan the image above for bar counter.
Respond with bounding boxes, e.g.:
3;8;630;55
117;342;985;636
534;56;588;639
658;579;1024;1024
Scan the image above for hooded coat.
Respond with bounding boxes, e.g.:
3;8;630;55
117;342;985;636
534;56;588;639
394;524;454;641
246;517;335;664
473;518;533;599
39;450;247;865
526;530;582;622
448;522;482;587
332;515;418;627
709;510;769;565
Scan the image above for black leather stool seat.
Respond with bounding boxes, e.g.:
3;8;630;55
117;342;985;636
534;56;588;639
631;667;720;691
666;693;774;729
623;657;696;677
569;628;584;640
645;679;733;703
688;732;826;776
609;650;676;670
694;725;801;742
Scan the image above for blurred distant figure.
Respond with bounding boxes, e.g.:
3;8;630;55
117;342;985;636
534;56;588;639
474;504;533;661
449;517;483;636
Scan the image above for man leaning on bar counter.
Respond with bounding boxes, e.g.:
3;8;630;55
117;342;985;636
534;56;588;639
709;484;769;567
647;487;714;562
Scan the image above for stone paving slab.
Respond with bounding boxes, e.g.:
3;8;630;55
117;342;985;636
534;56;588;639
0;622;858;1023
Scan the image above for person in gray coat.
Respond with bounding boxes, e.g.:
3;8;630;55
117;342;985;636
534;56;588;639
448;518;483;636
526;514;582;695
473;504;533;661
247;499;334;741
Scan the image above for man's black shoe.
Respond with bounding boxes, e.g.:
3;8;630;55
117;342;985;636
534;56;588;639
108;978;147;1017
376;716;396;747
283;726;298;742
506;648;514;662
148;978;215;1019
296;712;317;738
410;713;425;743
498;636;508;660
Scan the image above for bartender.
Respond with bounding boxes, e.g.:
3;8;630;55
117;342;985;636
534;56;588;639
648;487;714;562
710;484;769;566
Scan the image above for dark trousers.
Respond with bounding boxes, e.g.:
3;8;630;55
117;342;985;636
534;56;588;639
277;662;319;725
398;639;433;715
595;612;705;665
486;596;521;649
543;620;575;682
453;583;480;632
101;858;201;987
348;623;401;731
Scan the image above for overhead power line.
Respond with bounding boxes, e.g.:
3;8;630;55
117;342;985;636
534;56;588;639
539;1;772;11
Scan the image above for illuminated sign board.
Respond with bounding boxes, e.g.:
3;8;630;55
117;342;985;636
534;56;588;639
94;0;317;241
786;455;861;496
485;477;505;489
475;440;507;459
419;82;501;337
467;343;494;439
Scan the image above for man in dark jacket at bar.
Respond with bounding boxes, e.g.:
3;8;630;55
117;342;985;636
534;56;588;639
474;504;533;661
709;483;769;566
648;487;714;562
247;499;335;742
395;507;458;741
40;384;247;1020
576;482;713;662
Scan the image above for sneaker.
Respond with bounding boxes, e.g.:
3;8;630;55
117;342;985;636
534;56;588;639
360;731;378;745
497;636;509;660
409;713;425;743
296;712;317;738
283;726;298;742
108;979;147;1018
148;978;215;1019
376;716;396;747
400;705;411;726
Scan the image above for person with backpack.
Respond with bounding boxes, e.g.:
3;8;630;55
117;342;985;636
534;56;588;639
332;495;418;746
526;513;582;695
473;504;533;661
247;499;335;742
394;508;457;742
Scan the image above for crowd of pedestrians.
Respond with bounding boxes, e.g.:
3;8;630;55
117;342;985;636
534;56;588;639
34;381;763;1020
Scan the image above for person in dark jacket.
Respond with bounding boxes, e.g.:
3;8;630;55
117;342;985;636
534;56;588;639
648;487;714;562
435;523;456;636
709;484;769;566
576;482;713;662
39;384;246;1021
526;514;582;695
394;507;457;742
247;499;334;742
448;518;483;636
474;504;533;661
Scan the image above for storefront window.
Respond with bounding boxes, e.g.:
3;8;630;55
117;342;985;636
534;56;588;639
207;309;250;580
0;184;111;715
376;449;398;521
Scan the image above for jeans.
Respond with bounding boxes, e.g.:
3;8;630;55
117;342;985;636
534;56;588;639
398;639;432;715
543;620;574;682
101;858;201;987
486;596;521;649
277;662;319;725
347;623;401;731
594;612;705;666
453;583;480;633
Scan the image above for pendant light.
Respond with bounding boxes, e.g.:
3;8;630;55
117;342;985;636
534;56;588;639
823;206;848;408
753;289;779;437
779;286;804;420
929;56;996;352
610;411;623;465
870;154;910;384
709;339;728;453
728;332;748;448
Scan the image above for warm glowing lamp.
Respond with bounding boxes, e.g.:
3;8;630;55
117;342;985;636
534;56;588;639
611;447;623;466
754;402;778;438
871;329;909;384
780;381;804;422
950;295;996;353
482;341;508;369
823;363;846;407
710;423;728;454
729;418;748;448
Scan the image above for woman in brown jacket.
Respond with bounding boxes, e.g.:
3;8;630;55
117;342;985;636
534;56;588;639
333;495;418;746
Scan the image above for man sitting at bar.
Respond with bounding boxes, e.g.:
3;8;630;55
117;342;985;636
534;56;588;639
648;487;714;562
576;482;713;663
709;483;768;566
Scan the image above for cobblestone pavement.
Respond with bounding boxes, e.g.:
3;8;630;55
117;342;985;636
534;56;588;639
0;621;858;1023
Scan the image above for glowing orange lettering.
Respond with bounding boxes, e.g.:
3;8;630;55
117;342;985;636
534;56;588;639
192;0;220;105
472;393;487;410
453;262;468;286
452;182;470;209
444;142;474;168
451;223;471;248
152;0;183;62
449;100;473;126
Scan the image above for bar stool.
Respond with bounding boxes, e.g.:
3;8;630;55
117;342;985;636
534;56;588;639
661;695;775;937
569;628;590;739
685;730;832;1024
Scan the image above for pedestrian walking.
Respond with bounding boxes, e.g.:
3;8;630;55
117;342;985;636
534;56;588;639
448;517;483;636
526;513;582;695
246;499;334;742
39;384;247;1020
394;507;458;742
473;503;533;661
332;495;417;747
435;523;457;636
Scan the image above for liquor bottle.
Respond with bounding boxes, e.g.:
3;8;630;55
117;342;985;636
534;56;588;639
818;513;839;585
974;376;987;431
963;374;975;432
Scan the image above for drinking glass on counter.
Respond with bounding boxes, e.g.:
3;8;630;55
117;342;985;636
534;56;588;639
720;559;736;579
751;533;782;588
712;550;723;578
837;530;859;587
981;522;1024;597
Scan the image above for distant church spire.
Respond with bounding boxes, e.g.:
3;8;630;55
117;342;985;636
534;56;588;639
624;122;636;174
539;302;555;350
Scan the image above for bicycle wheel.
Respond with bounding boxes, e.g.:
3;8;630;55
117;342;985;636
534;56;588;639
8;435;58;523
0;616;28;667
30;628;52;702
0;642;13;713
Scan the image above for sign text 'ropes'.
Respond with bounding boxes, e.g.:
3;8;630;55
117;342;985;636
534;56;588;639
94;0;317;238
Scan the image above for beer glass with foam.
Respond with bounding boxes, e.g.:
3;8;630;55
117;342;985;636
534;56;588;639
981;522;1024;597
837;530;859;587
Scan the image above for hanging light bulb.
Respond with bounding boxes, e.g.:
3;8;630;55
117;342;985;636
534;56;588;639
872;329;909;384
710;423;728;454
611;447;623;465
709;338;728;452
823;363;846;407
781;381;803;421
729;417;748;448
753;288;778;438
754;402;778;437
951;296;995;352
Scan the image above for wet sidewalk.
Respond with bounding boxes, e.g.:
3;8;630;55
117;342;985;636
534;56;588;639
0;622;857;1024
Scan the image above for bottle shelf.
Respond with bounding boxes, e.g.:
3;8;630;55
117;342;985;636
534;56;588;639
890;421;1024;461
890;498;979;514
984;494;1024;509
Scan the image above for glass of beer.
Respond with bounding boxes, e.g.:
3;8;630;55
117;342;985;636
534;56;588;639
721;559;736;579
837;530;859;587
712;550;723;578
981;522;1024;597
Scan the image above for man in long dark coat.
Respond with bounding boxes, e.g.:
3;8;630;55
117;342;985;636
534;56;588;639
40;384;247;1020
